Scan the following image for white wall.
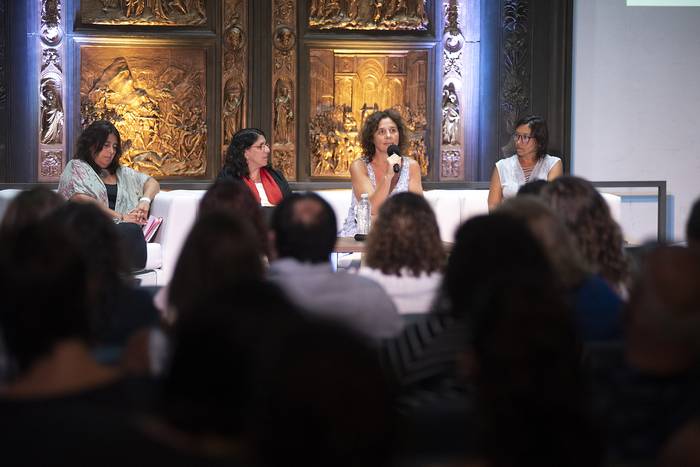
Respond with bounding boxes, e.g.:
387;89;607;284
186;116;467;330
573;0;700;242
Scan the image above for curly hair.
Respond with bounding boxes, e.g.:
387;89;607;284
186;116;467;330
364;192;445;277
514;114;548;159
224;128;266;178
360;109;407;162
74;120;122;175
542;176;628;289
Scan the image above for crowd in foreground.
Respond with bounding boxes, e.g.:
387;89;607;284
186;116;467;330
1;174;700;467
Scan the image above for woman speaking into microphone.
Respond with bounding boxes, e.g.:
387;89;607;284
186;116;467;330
339;109;423;236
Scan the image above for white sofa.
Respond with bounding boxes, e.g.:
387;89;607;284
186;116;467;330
0;188;622;286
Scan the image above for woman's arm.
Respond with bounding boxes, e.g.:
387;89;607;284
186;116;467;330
547;160;564;181
349;158;393;213
69;193;138;223
407;159;424;195
487;167;503;212
134;177;160;220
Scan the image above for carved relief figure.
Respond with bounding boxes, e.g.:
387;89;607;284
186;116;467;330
372;0;384;22
40;77;64;144
348;0;360;22
124;0;145;17
274;79;294;144
441;83;460;145
223;79;244;144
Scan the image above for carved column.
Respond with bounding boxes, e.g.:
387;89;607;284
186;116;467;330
501;0;530;154
38;0;66;181
439;0;469;180
271;0;297;181
222;0;248;152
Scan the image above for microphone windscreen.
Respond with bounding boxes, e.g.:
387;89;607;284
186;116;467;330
387;144;401;156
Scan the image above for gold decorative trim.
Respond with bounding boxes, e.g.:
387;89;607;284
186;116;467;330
39;0;65;182
271;0;296;180
222;0;248;150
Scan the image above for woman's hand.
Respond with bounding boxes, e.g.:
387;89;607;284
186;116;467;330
123;209;147;225
387;153;402;175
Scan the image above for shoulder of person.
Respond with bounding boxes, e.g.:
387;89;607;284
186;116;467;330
349;157;368;172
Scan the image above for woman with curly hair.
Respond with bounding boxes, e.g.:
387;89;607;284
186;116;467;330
340;109;423;236
542;176;629;296
217;128;291;207
359;192;444;314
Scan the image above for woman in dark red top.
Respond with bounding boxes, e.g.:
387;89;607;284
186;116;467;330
217;128;291;206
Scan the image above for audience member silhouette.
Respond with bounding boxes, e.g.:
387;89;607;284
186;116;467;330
498;196;623;341
268;192;401;339
542;176;629;295
0;186;63;234
687;196;700;251
360;192;445;314
516;178;548;197
590;246;700;462
48;202;160;351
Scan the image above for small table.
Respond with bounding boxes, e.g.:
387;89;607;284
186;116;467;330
334;236;368;253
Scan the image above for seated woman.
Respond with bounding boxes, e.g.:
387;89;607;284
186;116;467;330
217;128;291;207
487;115;563;211
58;120;160;225
359;192;445;314
340;109;423;236
58;120;160;270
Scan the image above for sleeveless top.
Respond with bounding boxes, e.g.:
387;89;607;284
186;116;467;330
495;154;561;199
339;156;411;236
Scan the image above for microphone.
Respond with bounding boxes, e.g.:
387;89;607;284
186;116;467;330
387;144;401;173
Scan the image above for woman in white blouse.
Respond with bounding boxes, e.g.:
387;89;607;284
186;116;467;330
359;192;445;314
487;115;563;211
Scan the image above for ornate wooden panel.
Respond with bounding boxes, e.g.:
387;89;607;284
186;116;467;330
222;0;248;149
0;0;7;174
308;0;429;31
80;44;208;177
38;0;66;181
80;0;207;26
271;0;297;180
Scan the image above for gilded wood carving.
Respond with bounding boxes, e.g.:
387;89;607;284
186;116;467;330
39;0;65;181
271;0;297;180
308;50;429;178
81;0;207;26
80;47;208;177
309;0;429;31
222;0;247;147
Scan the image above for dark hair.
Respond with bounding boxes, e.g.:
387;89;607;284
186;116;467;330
168;211;265;316
517;179;549;197
161;280;305;438
0;187;63;234
542;176;628;289
687;197;700;247
0;220;90;372
74;120;122;175
271;192;337;263
224;128;266;178
515;115;548;159
199;179;269;256
365;192;445;276
360;109;407;162
445;214;556;316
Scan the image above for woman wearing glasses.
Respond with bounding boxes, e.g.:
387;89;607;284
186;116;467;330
217;128;291;206
339;108;423;236
487;115;563;211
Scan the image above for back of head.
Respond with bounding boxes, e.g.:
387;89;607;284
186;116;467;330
168;211;265;316
199;178;268;256
0;187;63;234
445;213;556;316
542;176;628;287
0;219;89;372
365;192;444;277
471;280;600;467
516;179;548;197
162;280;303;439
687;197;700;250
271;192;336;263
497;196;589;289
625;246;700;373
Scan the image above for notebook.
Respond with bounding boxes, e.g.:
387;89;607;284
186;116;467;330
142;215;163;242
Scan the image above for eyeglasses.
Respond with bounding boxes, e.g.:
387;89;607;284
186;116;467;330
513;133;534;144
251;142;270;150
375;127;398;137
